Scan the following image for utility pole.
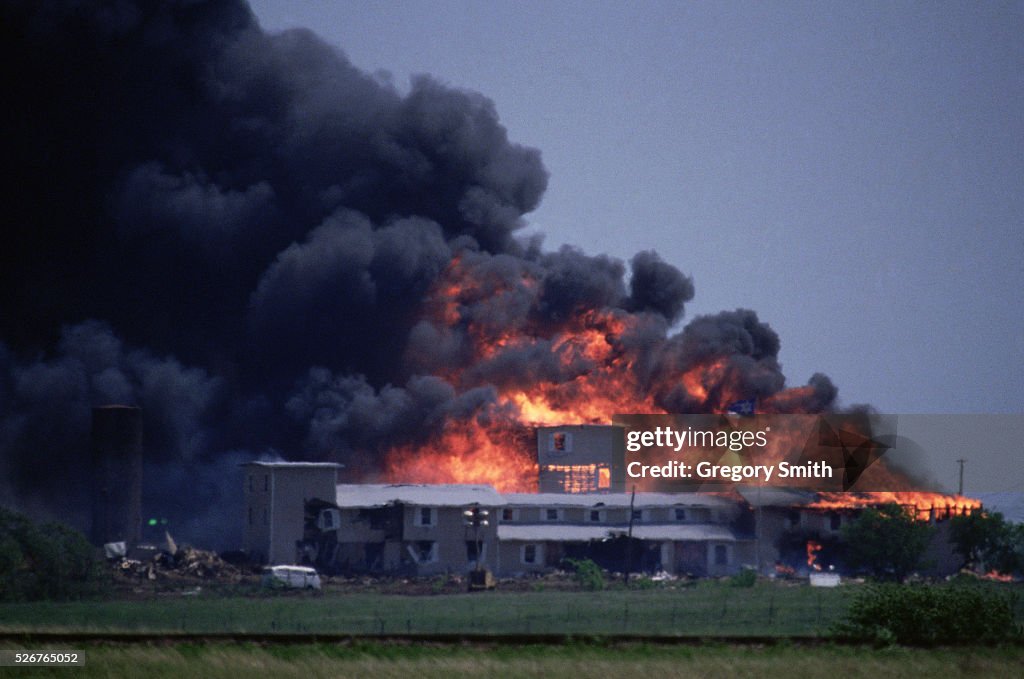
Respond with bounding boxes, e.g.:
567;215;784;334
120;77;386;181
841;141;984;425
624;485;636;584
464;504;493;591
463;504;489;571
957;459;966;495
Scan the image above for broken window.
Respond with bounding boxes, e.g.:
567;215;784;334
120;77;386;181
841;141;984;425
411;541;436;563
553;432;567;451
501;508;515;521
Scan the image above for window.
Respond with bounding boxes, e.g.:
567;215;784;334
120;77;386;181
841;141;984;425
317;508;340;531
416;507;435;527
714;544;728;566
501;508;516;522
830;513;841;530
589;509;603;522
545;508;560;521
408;541;437;564
522;544;539;565
632;509;643;522
549;432;572;452
675;508;687;521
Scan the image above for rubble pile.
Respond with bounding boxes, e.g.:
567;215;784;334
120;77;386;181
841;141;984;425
110;542;244;584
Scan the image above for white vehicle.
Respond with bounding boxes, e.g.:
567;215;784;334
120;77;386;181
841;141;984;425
261;565;322;590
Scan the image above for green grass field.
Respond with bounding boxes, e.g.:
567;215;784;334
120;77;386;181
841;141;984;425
3;581;1023;637
4;643;1024;679
0;582;860;636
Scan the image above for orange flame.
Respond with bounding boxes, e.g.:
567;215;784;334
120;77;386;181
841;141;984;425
808;492;980;520
982;570;1014;583
381;257;985;510
806;540;823;571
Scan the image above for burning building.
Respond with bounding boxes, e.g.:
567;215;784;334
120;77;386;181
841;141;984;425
537;425;625;493
0;1;988;557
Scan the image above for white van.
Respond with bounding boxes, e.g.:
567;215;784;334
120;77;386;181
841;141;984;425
261;565;322;590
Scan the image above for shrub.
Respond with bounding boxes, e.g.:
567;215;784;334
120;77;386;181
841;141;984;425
840;503;933;582
0;507;107;601
729;567;757;588
628;575;658;590
565;558;605;591
832;583;1019;645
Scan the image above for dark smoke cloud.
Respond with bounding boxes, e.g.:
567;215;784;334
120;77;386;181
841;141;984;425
0;0;837;548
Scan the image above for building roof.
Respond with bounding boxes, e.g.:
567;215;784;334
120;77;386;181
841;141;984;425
243;461;344;469
735;487;817;507
497;523;737;542
502;492;735;509
335;483;504;508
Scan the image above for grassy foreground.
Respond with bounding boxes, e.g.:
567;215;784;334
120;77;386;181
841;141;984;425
0;583;855;636
3;642;1024;679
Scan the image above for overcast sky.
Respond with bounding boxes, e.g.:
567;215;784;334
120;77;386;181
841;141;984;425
249;0;1022;419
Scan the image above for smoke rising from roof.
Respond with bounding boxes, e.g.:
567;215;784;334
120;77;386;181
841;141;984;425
0;0;836;547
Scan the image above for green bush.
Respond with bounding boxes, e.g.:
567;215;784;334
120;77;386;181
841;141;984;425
729;567;757;588
628;575;658;590
0;507;107;601
565;558;605;591
832;583;1019;645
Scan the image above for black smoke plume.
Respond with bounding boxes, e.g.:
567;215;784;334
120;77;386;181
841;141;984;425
0;0;836;547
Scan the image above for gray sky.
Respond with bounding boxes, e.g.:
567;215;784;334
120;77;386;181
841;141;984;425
249;0;1022;417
